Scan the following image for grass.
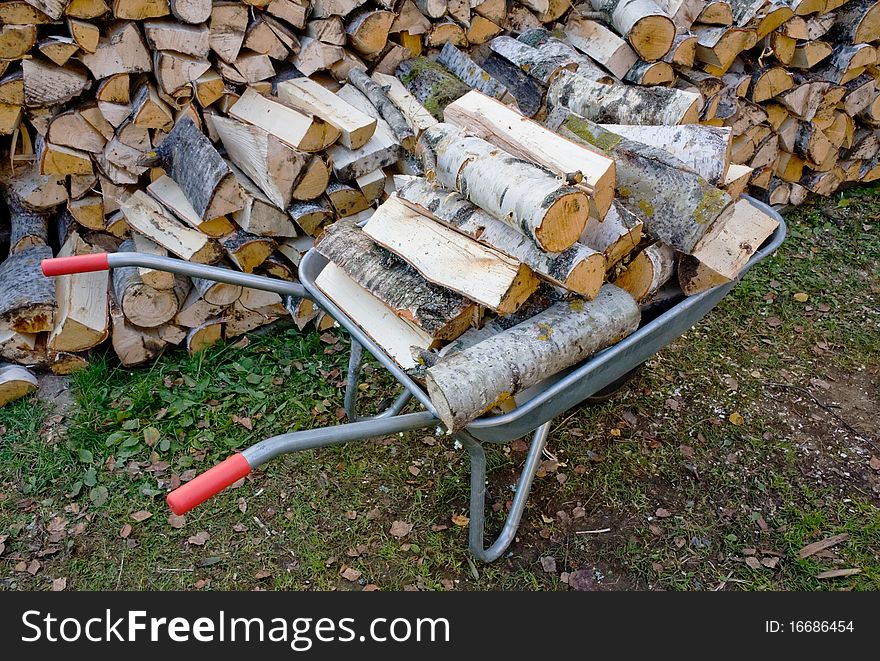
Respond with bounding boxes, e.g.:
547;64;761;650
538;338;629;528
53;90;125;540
0;184;878;591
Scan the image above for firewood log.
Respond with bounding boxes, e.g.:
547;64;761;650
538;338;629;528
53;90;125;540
546;108;733;254
395;176;606;298
564;15;638;79
589;0;676;61
363;196;539;314
219;229;274;273
547;70;702;125
276;77;376;150
436;43;511;101
517;28;617;83
425;284;640;430
396;57;470;120
443;91;616;219
3;188;49;254
317;219;478;342
48;231;110;351
147;174;235;237
677;197;779;295
580;200;644;268
131;232;174;291
0;245;56;333
0;364;39;408
227;162;297;237
613;242;675;301
186;319;223;354
420;122;590;252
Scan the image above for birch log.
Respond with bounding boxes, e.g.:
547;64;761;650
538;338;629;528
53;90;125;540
547;70;702;125
598;124;732;185
154;117;244;221
426;284;641;430
589;0;676;61
563;16;639;79
517;28;617;85
546;108;732;254
420;123;590;253
316;219;478;341
48;231;110;352
436;43;511;101
363;196;539;314
394;176;606;298
613;242;676;301
348;68;416;151
580;201;644;268
444;90;616;219
0;364;39;408
4;189;49;253
0;245;56;333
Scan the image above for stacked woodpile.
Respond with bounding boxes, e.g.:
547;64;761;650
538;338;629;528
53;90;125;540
1;0;872;410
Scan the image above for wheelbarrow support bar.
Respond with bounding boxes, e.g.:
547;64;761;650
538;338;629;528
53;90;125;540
166;411;438;515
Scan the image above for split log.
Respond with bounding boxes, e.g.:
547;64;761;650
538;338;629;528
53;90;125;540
425;284;640;430
326;179;370;217
209;1;248;63
420;122;590;253
478;51;546;118
219;229;275;273
613;242;675;301
0;245;56;333
175;289;225;328
186;320;223;354
546;108;733;254
355;168;386;204
0;327;43;366
829;0;880;45
625;60;675;85
80;21;152;79
677;197;779;295
444;91;616;219
276;77;376;150
316;219;478;341
395;176;606;298
228;162;298;237
597;123;732;185
292;36;344;76
147;174;235;237
121;190;223;263
580;201;644;268
131;231;174;291
588;0;676;61
228;87;341;153
0;364;39;408
563;16;638;79
22;58;89;108
315;261;432;369
547;70;702;125
154;117;243;221
108;293;166;366
345;9;395;56
48;231;109;352
287;201;332;237
363;196;539;314
206;113;306;210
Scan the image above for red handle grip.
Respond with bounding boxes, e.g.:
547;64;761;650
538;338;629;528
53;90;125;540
42;254;110;277
166;454;251;515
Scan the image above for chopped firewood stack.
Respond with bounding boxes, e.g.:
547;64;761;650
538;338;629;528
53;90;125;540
3;0;860;414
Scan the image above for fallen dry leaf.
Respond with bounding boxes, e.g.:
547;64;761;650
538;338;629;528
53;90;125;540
655;508;672;519
362;584;379;591
167;514;186;529
51;577;67;591
408;465;421;476
649;524;662;536
232;415;253;431
119;524;132;539
451;514;469;527
130;510;152;522
817;568;861;579
540;556;557;573
389;520;413;538
766;316;782;328
793;292;809;302
729;411;745;426
745;557;762;570
869;456;880;471
255;569;271;580
340;566;362;582
798;533;849;559
344;510;357;520
27;559;41;575
761;557;779;569
187;531;210;546
232;523;247;533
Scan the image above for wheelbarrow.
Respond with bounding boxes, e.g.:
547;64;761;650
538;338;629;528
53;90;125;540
41;199;786;562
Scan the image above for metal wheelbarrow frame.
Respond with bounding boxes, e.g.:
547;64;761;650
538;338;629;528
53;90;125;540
42;198;786;562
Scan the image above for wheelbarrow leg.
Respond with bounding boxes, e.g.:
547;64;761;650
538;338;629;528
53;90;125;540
458;421;552;563
344;338;412;422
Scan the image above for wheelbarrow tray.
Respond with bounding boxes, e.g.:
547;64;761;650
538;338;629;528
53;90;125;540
299;197;787;443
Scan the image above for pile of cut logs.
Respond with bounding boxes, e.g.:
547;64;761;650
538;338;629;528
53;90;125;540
1;0;872;411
